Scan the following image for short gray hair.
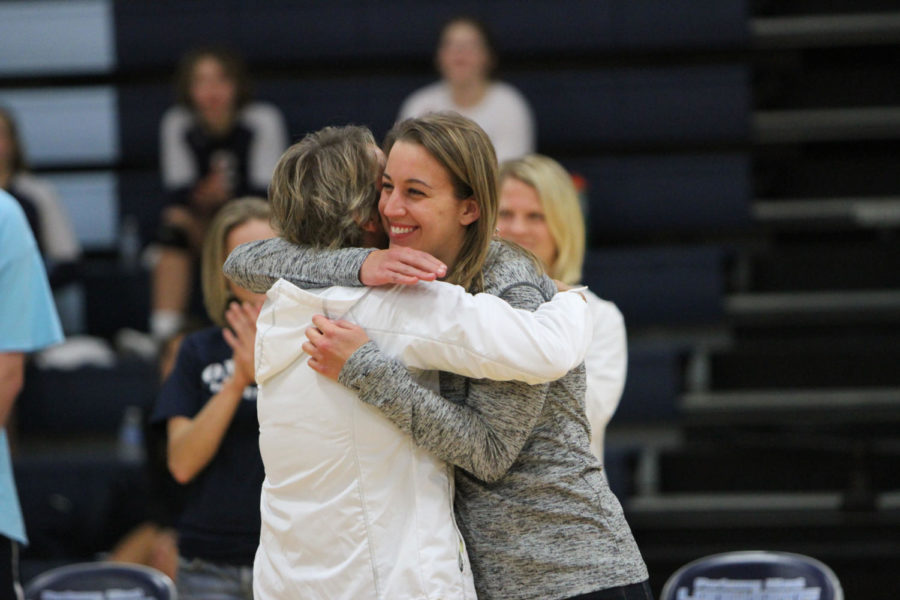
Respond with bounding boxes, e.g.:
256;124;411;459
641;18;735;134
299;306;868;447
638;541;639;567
270;125;380;249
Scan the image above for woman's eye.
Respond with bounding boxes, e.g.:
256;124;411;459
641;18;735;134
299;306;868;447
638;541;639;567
528;213;545;222
381;182;393;191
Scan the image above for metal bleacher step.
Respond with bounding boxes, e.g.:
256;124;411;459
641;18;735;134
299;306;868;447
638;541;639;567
752;12;900;48
725;289;900;324
629;492;844;515
681;387;900;429
754;106;900;144
683;387;900;410
753;196;900;229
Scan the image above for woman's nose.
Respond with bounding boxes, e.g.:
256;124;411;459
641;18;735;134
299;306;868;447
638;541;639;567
505;216;527;236
381;189;404;216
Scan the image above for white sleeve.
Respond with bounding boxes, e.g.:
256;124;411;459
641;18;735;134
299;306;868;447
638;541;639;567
372;284;593;385
13;176;80;262
159;106;197;191
242;103;289;191
499;87;536;161
397;93;417;122
582;295;628;462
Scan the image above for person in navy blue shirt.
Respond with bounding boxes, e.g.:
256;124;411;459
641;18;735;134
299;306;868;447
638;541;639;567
150;47;288;347
152;197;275;600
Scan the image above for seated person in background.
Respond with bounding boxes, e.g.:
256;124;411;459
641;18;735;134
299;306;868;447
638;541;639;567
497;154;627;463
0;189;64;599
151;197;276;600
397;16;535;163
0;106;81;290
107;329;193;581
151;47;288;345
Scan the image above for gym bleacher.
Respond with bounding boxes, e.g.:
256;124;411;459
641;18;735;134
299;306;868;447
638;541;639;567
3;0;900;596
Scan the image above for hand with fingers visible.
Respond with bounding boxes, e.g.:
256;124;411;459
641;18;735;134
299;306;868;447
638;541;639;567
223;300;262;387
359;247;447;286
303;315;370;380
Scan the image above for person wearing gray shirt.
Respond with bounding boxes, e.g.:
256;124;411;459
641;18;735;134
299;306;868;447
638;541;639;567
225;113;651;600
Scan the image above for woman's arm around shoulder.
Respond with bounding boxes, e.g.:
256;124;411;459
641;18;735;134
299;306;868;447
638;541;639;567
223;237;373;293
223;239;447;293
338;277;553;482
384;280;591;383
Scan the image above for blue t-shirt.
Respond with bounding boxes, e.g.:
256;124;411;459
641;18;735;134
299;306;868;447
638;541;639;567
0;190;64;544
0;191;63;353
152;326;264;564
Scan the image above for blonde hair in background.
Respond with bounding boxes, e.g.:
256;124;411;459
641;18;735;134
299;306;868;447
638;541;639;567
499;154;586;285
384;112;498;293
201;196;271;326
270;125;380;249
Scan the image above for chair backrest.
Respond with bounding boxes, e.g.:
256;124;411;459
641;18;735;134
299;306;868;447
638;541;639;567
24;562;176;600
660;551;843;600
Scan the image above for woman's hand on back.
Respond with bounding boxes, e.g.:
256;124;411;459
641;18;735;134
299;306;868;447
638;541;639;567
359;247;446;286
303;315;370;380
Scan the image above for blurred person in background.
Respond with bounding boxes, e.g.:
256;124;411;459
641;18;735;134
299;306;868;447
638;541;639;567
0;189;64;599
151;197;275;600
397;16;535;163
150;47;287;346
0;107;81;291
498;154;627;464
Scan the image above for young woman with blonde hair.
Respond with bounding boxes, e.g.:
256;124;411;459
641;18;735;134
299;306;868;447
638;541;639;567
226;113;652;600
248;123;594;600
152;197;276;600
498;154;627;463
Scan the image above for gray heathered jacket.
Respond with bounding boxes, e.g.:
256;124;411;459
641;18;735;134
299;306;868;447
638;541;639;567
224;238;649;600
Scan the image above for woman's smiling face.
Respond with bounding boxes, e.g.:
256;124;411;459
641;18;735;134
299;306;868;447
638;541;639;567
378;141;479;270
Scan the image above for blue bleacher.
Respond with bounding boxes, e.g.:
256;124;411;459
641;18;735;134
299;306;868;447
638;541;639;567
116;66;750;170
17;362;157;436
15;454;150;573
518;66;751;151
583;246;729;329
112;0;749;69
617;342;688;423
567;154;752;238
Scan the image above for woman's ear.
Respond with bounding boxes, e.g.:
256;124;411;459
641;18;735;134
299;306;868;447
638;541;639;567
458;198;481;226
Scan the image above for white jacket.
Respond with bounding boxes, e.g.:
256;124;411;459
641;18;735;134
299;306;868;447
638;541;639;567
253;278;592;600
583;289;628;463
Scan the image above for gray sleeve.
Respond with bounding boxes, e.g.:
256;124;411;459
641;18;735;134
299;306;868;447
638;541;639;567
223;237;373;293
338;282;550;483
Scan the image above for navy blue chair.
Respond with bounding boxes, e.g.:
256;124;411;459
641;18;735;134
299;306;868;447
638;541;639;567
25;562;176;600
661;551;843;600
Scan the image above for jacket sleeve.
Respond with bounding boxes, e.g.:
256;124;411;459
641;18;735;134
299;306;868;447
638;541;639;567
339;282;552;483
583;296;627;460
382;285;591;384
223;237;373;293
